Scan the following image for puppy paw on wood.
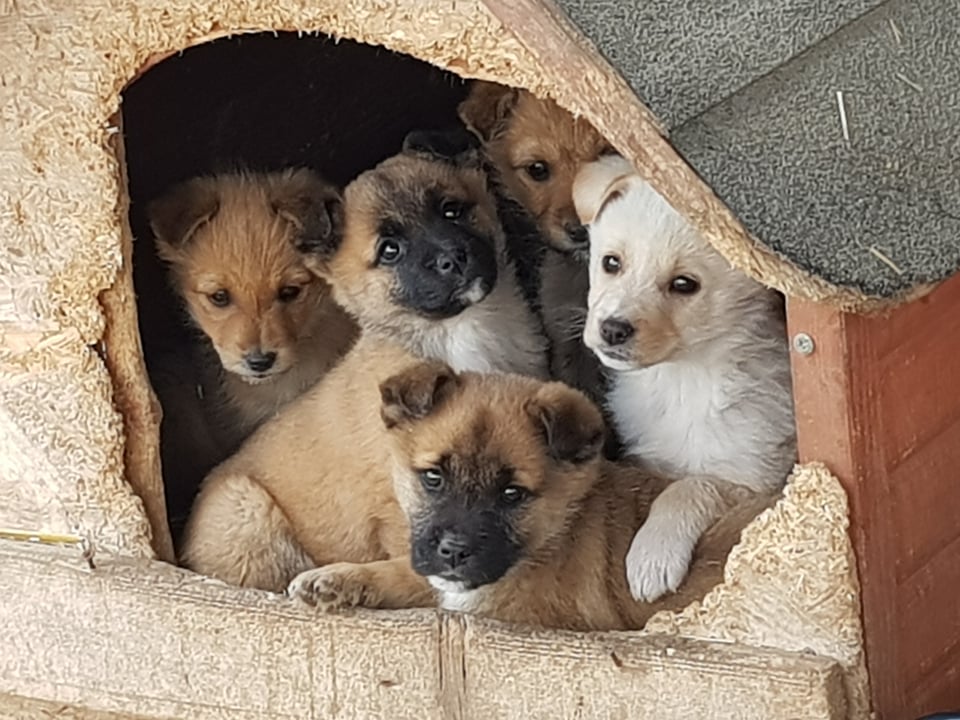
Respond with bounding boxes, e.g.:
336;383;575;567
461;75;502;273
287;563;373;611
287;559;435;611
625;517;696;603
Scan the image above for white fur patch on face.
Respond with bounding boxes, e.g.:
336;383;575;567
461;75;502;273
427;576;470;593
459;277;489;306
428;576;482;613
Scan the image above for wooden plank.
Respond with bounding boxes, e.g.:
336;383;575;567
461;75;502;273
787;270;960;720
890;417;960;582
462;618;847;720
876;297;960;466
900;536;960;676
0;542;444;720
0;693;171;720
0;542;845;720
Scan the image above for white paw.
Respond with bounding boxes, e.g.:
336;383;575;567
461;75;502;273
625;520;696;603
286;565;365;611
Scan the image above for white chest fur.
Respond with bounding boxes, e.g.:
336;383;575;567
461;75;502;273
428;577;485;613
419;268;548;379
609;344;796;491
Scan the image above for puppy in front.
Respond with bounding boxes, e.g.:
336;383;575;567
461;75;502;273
181;131;547;592
459;81;612;403
298;127;547;378
148;170;357;533
291;361;772;631
149;169;358;449
574;155;796;603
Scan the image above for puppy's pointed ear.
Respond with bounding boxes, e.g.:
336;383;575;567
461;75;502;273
270;168;344;277
457;81;519;141
402;127;482;169
525;383;605;464
573;154;637;226
380;361;460;430
148;178;220;264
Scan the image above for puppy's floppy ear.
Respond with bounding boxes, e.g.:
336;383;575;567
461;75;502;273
457;80;519;141
148;178;220;263
402;127;482;169
525;383;605;464
380;360;460;430
269;168;344;264
573;154;637;226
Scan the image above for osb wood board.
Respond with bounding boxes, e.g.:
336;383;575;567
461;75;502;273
788;269;960;719
0;542;848;720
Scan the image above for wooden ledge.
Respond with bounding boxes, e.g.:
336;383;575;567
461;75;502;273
0;542;845;719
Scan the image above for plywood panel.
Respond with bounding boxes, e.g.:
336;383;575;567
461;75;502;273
876;312;960;466
890;417;960;583
900;536;960;676
788;270;960;720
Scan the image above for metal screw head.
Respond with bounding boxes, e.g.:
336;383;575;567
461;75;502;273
792;333;815;355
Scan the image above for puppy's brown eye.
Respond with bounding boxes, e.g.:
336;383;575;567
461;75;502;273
601;255;621;275
525;161;550;182
377;238;403;265
277;285;301;302
440;199;465;220
420;469;445;493
500;485;529;506
208;289;230;307
669;275;700;295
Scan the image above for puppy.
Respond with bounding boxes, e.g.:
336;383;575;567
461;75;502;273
150;169;358;444
296;128;547;378
573;155;796;603
459;81;611;403
282;360;773;631
180;336;436;603
182;132;547;590
148;170;358;531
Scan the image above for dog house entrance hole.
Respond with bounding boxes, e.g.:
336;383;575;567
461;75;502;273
122;32;472;548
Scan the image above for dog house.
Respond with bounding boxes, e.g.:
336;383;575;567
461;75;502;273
0;1;957;718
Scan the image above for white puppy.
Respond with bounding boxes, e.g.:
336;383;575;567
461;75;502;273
573;155;796;602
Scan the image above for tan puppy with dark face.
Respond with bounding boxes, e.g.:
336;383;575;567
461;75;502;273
283;361;772;630
297;128;547;378
149;169;358;450
460;81;612;404
181;132;546;592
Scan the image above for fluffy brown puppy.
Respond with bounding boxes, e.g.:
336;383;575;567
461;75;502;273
180;335;434;605
150;170;357;430
148;170;358;533
459;81;611;405
286;361;774;631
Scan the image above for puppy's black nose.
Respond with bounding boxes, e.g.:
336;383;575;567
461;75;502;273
599;318;635;347
436;533;472;568
244;350;277;372
434;249;467;277
565;222;589;246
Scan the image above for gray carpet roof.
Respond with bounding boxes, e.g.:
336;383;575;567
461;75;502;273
558;0;960;297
